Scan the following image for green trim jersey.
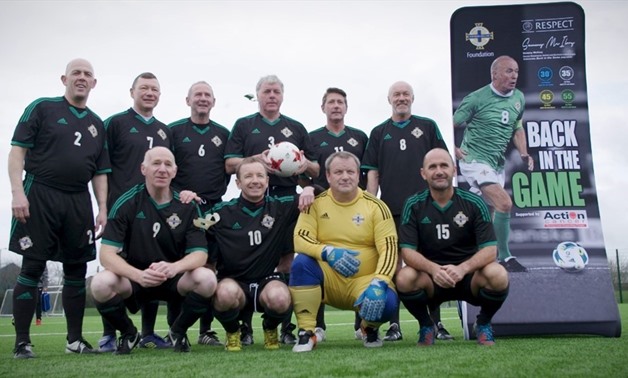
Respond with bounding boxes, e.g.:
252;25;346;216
398;188;497;266
309;125;368;189
168;118;230;203
225;113;319;188
454;84;525;170
361;115;447;215
11;96;110;192
208;195;300;282
105;108;173;207
294;189;398;285
102;184;207;270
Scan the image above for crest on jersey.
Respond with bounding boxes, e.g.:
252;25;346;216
158;129;168;140
352;213;365;226
261;214;275;229
515;102;522;111
281;128;293;138
167;213;182;229
19;236;33;250
88;124;98;138
212;136;223;147
347;138;358;147
453;211;468;227
411;128;424;139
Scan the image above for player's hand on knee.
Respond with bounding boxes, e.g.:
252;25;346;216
355;278;387;321
322;246;361;277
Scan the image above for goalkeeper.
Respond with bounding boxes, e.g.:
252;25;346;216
290;151;399;352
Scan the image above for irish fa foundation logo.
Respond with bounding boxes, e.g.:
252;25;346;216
466;23;494;50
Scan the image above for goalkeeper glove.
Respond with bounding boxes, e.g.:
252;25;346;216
322;246;361;277
354;278;388;321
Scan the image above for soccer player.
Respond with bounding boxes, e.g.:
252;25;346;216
304;87;369;342
361;81;452;341
224;75;319;345
209;157;315;351
454;55;533;273
396;148;509;346
9;58;109;358
290;151;399;352
169;81;230;346
99;72;174;351
91;147;217;354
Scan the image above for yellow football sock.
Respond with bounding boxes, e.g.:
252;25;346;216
289;285;321;331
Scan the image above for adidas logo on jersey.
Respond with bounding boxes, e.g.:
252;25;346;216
136;211;146;219
320;142;329;147
383;134;393;140
130;127;139;133
183;137;192;143
252;128;261;134
421;216;431;224
57;118;68;125
232;222;242;230
320;213;330;219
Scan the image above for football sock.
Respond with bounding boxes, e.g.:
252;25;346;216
315;303;326;329
102;318;117;337
171;292;209;335
263;307;291;330
289;285;321;331
13;276;38;345
239;309;254;333
389;298;401;324
494;211;512;260
354;312;362;331
141;300;160;337
166;299;182;328
477;287;509;325
63;278;86;342
95;295;136;335
215;308;241;334
429;304;442;323
198;308;215;334
399;289;433;327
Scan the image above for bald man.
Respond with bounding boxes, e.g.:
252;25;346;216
91;147;217;354
454;55;533;273
396;148;509;346
9;58;110;358
361;81;449;342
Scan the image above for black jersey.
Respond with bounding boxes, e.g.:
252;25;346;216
105;108;173;206
209;195;300;282
361;115;447;216
225;113;318;188
11;96;110;192
309;125;368;189
168;118;230;202
398;188;496;266
102;184;207;270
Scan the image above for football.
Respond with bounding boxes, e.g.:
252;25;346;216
267;141;302;177
552;241;589;272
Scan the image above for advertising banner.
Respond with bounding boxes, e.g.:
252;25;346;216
451;2;620;338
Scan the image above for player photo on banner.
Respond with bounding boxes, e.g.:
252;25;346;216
450;2;620;338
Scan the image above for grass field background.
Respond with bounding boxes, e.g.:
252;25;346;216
1;305;627;377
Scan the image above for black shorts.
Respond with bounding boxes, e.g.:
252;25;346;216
9;181;96;264
230;273;285;313
125;274;184;314
430;273;481;307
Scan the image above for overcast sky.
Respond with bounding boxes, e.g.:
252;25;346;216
0;0;626;270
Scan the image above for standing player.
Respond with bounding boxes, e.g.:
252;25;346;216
99;72;174;351
208;157;315;351
169;81;230;346
290;151;399;352
224;75;319;345
361;81;451;341
9;58;109;358
91;147;217;354
395;148;509;346
304;87;368;341
454;55;533;272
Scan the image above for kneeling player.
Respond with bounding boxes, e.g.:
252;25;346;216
395;148;509;346
91;147;217;354
290;151;399;352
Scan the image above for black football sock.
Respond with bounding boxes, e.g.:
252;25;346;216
13;276;38;345
399;290;433;327
141;300;160;337
95;295;136;336
63;278;86;343
171;292;210;335
476;286;509;325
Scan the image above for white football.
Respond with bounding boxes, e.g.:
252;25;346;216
552;241;589;273
267;141;302;177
